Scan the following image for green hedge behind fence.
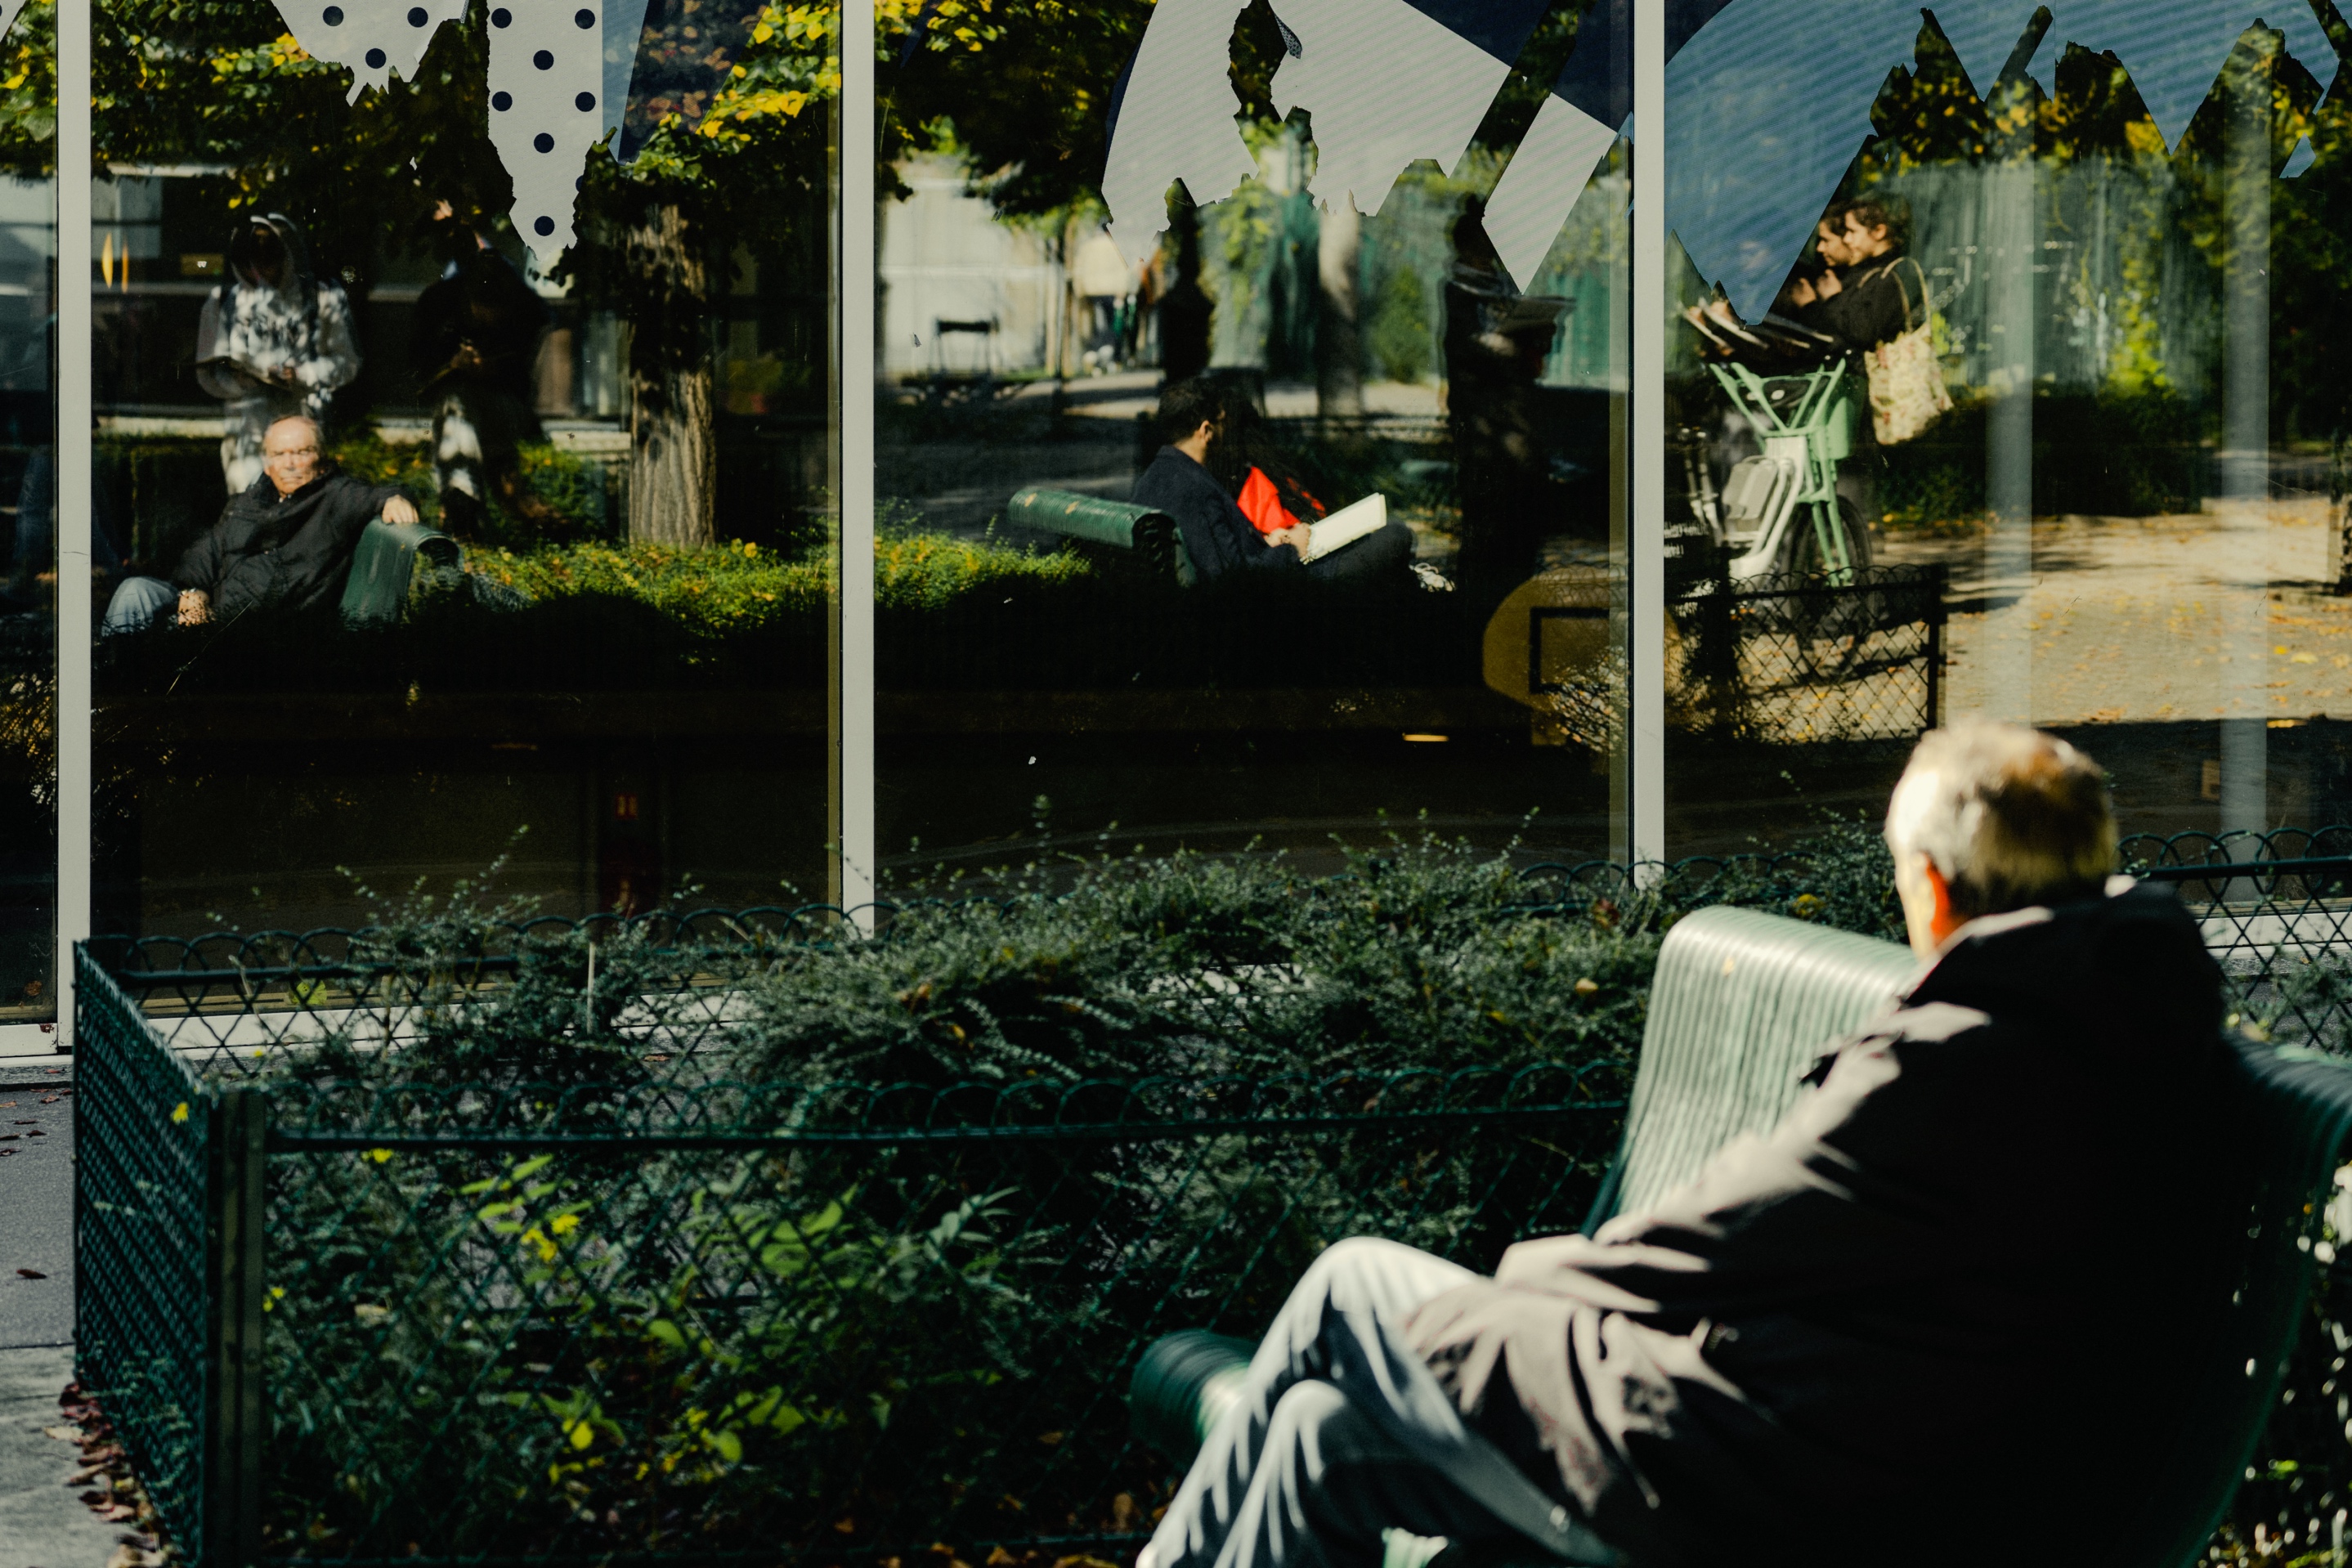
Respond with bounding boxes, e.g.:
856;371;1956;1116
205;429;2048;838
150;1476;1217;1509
72;828;2352;1566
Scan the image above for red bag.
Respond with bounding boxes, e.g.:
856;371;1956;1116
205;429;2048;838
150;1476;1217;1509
1237;467;1324;535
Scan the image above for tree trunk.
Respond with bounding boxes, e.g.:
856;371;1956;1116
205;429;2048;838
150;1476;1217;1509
1316;195;1363;424
625;203;717;545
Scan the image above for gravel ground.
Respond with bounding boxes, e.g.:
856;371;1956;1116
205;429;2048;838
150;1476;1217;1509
1879;500;2352;726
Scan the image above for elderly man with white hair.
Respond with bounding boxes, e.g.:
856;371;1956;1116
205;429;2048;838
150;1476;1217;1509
1138;719;2228;1568
102;413;419;635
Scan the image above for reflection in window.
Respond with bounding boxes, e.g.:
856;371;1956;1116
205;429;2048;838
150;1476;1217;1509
875;0;1633;881
1664;2;2350;855
78;0;836;935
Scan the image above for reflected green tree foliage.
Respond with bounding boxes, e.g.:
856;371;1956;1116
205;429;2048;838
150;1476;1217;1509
1826;8;2352;524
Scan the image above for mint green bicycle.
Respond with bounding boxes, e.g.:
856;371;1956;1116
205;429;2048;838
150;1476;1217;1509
1695;361;1870;585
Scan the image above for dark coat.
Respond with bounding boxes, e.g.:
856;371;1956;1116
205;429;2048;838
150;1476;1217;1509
1799;250;1929;360
1131;446;1302;584
172;471;404;620
1406;881;2229;1567
411;248;549;403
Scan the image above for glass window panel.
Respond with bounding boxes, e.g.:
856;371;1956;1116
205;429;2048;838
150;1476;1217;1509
874;0;1633;883
88;0;836;936
1661;1;2349;858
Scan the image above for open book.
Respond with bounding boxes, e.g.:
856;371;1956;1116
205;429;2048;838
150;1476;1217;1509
1304;492;1387;562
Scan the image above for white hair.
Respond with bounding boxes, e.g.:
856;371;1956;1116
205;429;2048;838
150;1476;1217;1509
1884;719;2116;917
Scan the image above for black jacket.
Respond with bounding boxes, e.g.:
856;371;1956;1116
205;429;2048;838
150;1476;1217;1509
1799;250;1929;359
1131;446;1301;585
173;472;405;620
411;248;549;402
1407;881;2229;1567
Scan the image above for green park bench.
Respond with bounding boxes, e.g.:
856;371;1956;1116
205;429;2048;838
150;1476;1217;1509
337;516;464;626
1131;903;2352;1566
1007;486;1195;588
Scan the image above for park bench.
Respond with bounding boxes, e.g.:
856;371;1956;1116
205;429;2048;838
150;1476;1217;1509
1131;903;2352;1567
1007;486;1195;587
338;516;464;626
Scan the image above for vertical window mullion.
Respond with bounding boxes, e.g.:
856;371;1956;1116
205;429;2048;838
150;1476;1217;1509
1630;0;1665;870
837;0;877;921
56;0;92;1042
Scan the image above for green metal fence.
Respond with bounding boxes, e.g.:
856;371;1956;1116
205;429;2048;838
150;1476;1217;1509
76;834;2352;1566
74;936;1624;1567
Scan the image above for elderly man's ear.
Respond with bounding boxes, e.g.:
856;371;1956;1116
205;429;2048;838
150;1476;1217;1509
1895;850;1962;958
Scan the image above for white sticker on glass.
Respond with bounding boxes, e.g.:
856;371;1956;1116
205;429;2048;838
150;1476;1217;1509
486;0;604;262
270;0;468;104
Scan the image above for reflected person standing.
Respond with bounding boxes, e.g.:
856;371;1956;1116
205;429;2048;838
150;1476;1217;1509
194;213;362;494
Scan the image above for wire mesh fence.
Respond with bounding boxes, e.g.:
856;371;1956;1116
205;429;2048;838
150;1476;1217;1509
75;831;2352;1566
74;934;1624;1568
1666;566;1947;743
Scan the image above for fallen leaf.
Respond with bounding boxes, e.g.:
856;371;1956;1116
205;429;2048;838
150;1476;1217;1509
66;1465;101;1485
101;1502;138;1521
43;1426;81;1441
79;1490;108;1505
40;1095;58;1103
17;1268;47;1279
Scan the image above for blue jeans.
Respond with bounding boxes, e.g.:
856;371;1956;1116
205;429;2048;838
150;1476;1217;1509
103;576;178;636
1141;1239;1618;1568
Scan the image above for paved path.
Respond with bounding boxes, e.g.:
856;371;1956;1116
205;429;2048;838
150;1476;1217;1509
1882;500;2352;726
0;1346;117;1568
0;1068;73;1353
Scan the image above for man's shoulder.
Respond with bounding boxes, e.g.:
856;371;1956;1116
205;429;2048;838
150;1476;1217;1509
1131;447;1211;506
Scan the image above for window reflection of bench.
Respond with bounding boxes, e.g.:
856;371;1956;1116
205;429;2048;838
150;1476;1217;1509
338;517;463;626
1008;486;1194;587
925;317;1001;403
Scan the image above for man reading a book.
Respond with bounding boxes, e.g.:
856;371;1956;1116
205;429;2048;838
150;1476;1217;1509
1132;378;1415;586
101;415;419;635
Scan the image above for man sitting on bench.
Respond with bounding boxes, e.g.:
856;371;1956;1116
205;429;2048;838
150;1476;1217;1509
104;414;419;634
1131;377;1415;586
1138;719;2225;1568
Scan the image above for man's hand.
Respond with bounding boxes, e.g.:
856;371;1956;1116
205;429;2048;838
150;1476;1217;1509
176;589;211;626
1789;276;1819;308
381;495;421;526
1269;523;1312;562
1812;268;1844;300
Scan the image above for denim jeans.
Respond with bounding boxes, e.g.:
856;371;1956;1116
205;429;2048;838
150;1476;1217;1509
1140;1239;1618;1568
103;575;179;635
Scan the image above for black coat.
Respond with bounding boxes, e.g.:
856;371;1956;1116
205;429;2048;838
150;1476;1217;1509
172;472;404;620
1131;446;1301;584
1799;251;1929;360
1406;881;2229;1567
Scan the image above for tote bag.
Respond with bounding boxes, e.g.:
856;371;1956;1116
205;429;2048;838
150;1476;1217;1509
1866;262;1951;446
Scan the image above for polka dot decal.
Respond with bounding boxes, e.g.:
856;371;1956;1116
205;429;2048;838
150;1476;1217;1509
267;0;465;103
486;0;604;261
